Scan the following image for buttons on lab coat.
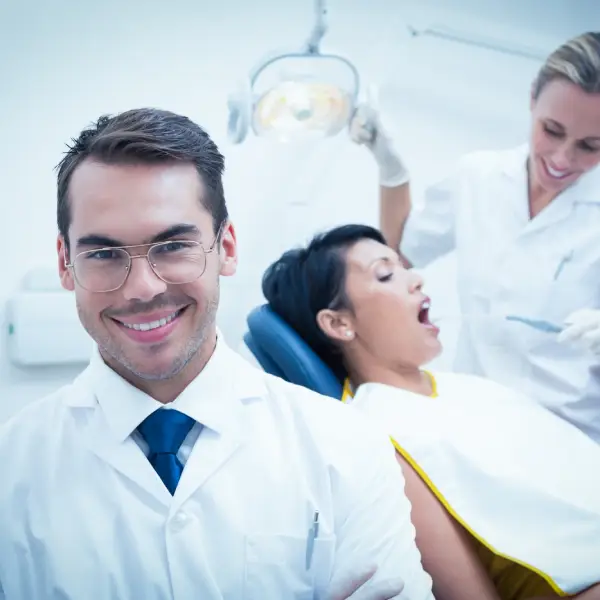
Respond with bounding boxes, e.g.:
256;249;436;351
171;511;190;531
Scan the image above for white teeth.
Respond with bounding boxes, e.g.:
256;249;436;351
546;162;569;178
122;311;179;331
418;300;431;323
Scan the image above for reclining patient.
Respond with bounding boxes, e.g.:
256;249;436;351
262;224;600;600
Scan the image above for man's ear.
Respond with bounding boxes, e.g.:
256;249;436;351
316;308;355;343
218;220;237;277
57;235;75;291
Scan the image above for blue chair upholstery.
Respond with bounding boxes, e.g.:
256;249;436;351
245;304;343;399
243;330;285;379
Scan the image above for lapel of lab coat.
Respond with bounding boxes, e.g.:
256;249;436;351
66;367;171;506
501;147;600;238
65;340;269;510
169;345;268;514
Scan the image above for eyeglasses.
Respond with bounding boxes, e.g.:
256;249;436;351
65;233;221;293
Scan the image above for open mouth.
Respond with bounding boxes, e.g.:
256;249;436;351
418;298;431;324
417;297;439;333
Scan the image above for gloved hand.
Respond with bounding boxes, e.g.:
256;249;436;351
349;104;409;188
557;308;600;356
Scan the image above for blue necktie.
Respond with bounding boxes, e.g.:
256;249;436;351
137;409;196;495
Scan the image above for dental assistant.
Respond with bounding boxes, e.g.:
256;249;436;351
351;32;600;441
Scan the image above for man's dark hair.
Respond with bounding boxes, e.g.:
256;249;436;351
56;108;228;248
262;224;386;380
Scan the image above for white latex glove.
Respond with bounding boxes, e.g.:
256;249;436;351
328;566;404;600
349;103;409;188
558;308;600;356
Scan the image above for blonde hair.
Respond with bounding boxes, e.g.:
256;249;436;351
532;32;600;99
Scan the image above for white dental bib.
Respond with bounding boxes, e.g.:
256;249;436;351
351;372;600;596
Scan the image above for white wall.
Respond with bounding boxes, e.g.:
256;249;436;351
0;0;597;419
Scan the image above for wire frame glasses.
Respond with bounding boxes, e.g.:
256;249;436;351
65;233;221;293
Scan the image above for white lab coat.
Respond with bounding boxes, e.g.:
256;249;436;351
349;372;600;596
402;144;600;441
0;337;434;600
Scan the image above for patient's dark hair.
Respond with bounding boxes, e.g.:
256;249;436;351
262;224;386;380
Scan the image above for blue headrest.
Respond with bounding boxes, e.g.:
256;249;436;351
245;304;343;399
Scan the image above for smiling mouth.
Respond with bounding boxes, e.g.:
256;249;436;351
118;309;183;331
108;306;190;344
542;158;574;181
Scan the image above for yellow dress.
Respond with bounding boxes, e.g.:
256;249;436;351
341;375;558;600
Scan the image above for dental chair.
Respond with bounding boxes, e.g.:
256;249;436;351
244;304;343;399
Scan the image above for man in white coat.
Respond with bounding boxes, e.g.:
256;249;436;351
0;108;434;600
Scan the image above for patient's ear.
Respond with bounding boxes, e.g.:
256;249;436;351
316;309;355;343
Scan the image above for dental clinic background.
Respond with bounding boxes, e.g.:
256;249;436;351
0;0;597;421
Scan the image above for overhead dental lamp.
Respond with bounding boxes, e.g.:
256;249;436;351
227;0;360;144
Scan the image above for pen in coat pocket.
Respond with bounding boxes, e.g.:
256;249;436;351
305;511;320;570
553;249;574;280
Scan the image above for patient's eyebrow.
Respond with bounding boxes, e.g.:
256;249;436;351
368;255;398;268
76;224;201;248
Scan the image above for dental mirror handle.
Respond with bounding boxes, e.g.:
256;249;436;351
505;315;563;334
432;314;563;334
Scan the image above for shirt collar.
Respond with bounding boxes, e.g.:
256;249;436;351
500;143;529;179
572;164;600;203
76;331;266;442
502;143;600;203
